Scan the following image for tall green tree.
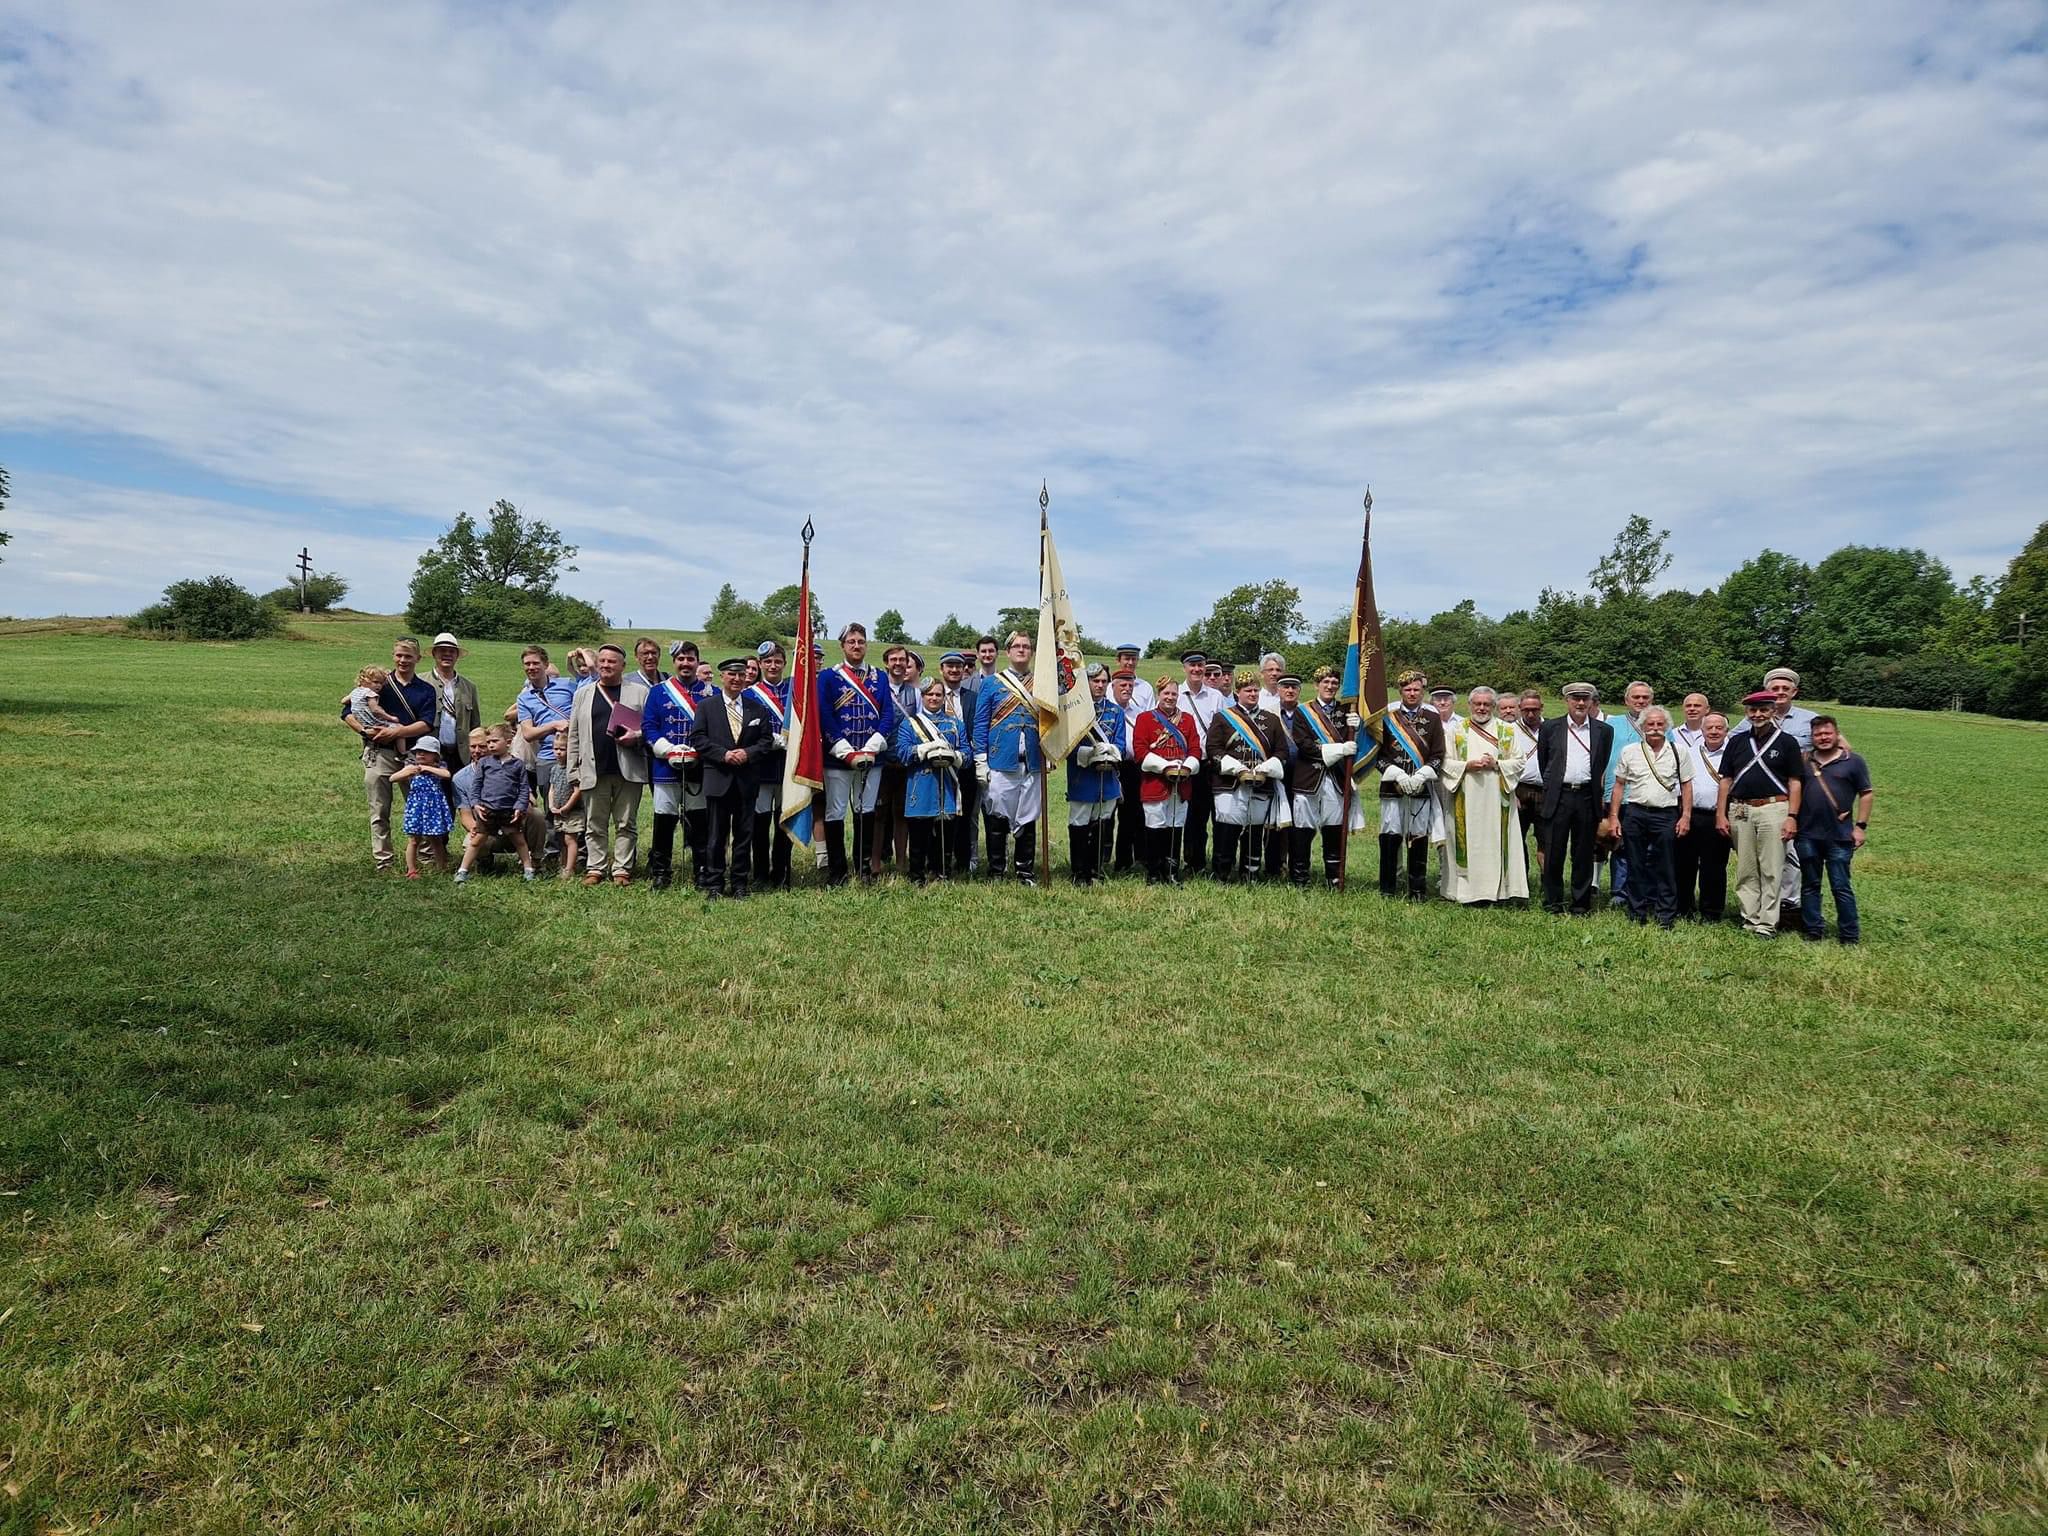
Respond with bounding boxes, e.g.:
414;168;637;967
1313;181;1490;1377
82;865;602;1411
1795;545;1954;688
873;608;912;644
761;583;825;641
928;614;978;649
705;583;747;634
1990;519;2048;641
993;606;1038;640
1169;579;1304;666
421;500;576;594
1716;550;1810;675
404;500;599;641
1588;515;1672;602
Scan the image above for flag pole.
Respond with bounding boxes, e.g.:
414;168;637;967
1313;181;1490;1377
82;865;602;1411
1038;483;1052;888
1337;487;1372;892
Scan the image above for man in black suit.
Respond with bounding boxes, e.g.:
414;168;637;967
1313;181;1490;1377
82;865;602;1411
1536;682;1614;915
689;657;777;898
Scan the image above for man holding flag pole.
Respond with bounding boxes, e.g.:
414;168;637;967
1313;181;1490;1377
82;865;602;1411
1032;483;1099;886
776;520;827;880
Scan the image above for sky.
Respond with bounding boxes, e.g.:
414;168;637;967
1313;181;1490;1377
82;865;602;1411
3;1;2045;641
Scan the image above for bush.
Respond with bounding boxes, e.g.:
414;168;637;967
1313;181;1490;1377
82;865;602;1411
1832;651;1992;713
262;572;349;612
130;576;283;641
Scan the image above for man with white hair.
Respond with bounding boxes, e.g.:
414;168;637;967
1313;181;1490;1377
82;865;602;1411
1603;704;1693;928
1603;680;1654;907
1438;687;1529;904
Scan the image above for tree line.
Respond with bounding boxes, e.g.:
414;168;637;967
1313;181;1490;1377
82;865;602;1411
119;490;2048;721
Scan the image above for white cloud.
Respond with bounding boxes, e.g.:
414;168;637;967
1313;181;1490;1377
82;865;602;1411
1;0;2043;641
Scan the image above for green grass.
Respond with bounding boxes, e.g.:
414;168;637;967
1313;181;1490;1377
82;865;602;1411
3;616;2044;1534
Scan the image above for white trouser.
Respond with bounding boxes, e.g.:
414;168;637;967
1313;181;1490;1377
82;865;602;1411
1067;798;1116;827
824;765;882;819
1214;779;1284;827
1291;780;1334;829
985;769;1042;828
1142;798;1188;830
1380;793;1435;838
651;780;704;816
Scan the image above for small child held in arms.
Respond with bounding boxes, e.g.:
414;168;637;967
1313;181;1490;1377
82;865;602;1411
390;735;454;877
345;666;401;739
456;726;536;884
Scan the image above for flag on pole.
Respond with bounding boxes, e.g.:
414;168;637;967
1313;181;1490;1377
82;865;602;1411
779;526;825;850
1340;490;1390;780
1033;485;1097;761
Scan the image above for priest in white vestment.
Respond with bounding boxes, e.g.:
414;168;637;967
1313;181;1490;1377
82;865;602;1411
1439;687;1530;904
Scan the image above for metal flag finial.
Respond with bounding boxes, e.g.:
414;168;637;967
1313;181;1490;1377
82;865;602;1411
1363;485;1373;517
800;517;815;547
1040;482;1049;515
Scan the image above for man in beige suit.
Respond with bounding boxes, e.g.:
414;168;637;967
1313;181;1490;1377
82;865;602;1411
564;643;651;884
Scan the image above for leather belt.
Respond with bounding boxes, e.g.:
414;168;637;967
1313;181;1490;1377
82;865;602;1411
1738;795;1788;806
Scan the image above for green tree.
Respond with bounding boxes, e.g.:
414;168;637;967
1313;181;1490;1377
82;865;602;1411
1795;545;1954;689
1588;515;1673;602
404;500;600;641
263;571;349;613
873;608;912;644
993;606;1038;640
1716;550;1810;676
1990;519;2048;641
1169;580;1304;667
761;583;825;641
704;582;747;634
131;575;283;640
421;500;576;594
928;613;978;649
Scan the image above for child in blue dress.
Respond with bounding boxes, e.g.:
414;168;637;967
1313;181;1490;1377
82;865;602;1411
391;736;454;877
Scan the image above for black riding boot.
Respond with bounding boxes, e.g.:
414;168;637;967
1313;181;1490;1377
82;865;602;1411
984;814;1009;878
649;812;677;890
825;819;850;887
1211;823;1241;883
1142;825;1164;884
1288;826;1314;887
1405;835;1430;900
1321;826;1345;888
1378;832;1402;895
1014;825;1036;885
1242;823;1264;883
1070;823;1098;886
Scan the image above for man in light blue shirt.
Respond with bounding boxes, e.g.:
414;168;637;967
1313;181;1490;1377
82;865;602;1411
1602;680;1653;907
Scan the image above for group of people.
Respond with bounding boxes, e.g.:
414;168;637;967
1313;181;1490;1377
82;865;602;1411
343;631;1873;941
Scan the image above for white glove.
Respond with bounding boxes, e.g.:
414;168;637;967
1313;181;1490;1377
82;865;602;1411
1095;745;1120;765
1182;755;1201;774
1259;756;1284;780
1219;754;1247;779
830;738;854;763
914;741;942;761
976;755;990;785
1411;766;1437;788
863;732;886;755
1141;752;1169;775
1320;742;1349;767
1075;742;1096;767
772;731;786;749
652;735;678;759
1346;713;1362;729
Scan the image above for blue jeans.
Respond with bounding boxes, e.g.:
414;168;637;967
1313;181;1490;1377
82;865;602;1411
1797;837;1859;941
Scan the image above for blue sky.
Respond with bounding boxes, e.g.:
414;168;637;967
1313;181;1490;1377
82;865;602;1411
3;1;2045;639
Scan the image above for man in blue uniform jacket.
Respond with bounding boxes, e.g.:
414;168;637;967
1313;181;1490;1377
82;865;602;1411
816;621;896;887
1065;662;1125;886
973;630;1046;885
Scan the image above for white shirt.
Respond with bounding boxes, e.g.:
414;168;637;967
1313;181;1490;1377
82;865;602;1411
1257;687;1283;716
1689;742;1725;812
1181;683;1225;734
1518;719;1545;785
1614;740;1693;809
1559;714;1598;785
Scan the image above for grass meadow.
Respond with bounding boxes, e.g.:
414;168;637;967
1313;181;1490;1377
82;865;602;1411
2;613;2044;1534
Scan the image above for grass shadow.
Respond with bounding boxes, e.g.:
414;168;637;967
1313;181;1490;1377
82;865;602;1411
0;855;598;1210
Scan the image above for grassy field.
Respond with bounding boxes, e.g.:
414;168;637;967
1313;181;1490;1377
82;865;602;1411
3;614;2044;1534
